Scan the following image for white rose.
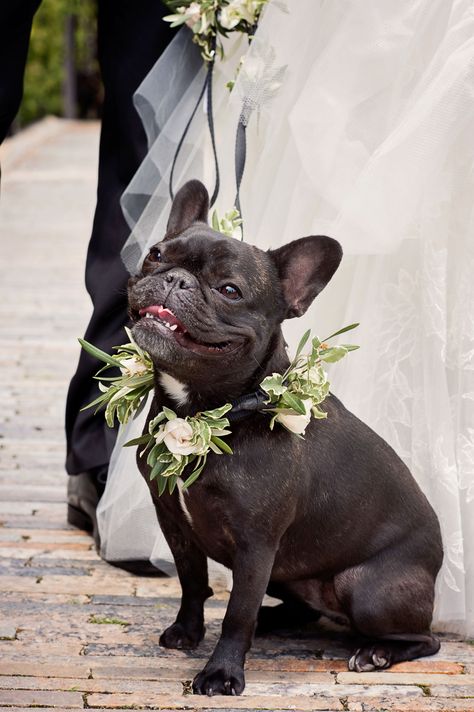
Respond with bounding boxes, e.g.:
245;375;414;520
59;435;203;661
184;2;202;28
275;399;312;435
119;356;148;377
156;418;201;456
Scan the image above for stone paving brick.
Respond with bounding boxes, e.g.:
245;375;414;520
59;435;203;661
0;573;135;595
0;642;85;658
34;547;100;560
430;684;474;697
0;661;92;678
0;626;17;641
0;673;335;694
0;485;65;502
2;529;92;544
90;659;349;678
0;591;91;605
0;540;90;551
388;661;465;675
337;672;474;687
431;644;474;664
0;689;84;707
86;693;343;709
347;700;474;711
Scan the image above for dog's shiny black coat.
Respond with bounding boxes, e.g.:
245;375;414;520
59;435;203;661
129;180;443;696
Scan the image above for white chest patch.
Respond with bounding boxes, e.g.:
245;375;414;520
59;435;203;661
177;479;193;527
159;373;189;406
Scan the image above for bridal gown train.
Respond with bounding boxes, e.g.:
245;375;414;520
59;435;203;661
97;0;474;636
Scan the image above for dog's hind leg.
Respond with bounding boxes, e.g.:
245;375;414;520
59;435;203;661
348;634;440;672
335;550;440;671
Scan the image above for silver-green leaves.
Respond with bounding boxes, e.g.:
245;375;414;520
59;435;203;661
79;327;154;427
261;324;359;435
211;207;243;238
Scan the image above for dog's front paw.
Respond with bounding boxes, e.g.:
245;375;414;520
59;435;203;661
159;622;204;650
192;662;245;696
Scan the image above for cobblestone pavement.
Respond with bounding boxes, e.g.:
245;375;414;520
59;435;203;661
0;118;473;711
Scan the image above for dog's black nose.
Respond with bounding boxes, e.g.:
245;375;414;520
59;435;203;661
164;269;194;290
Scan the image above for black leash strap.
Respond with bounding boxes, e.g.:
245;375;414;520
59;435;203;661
234;110;247;240
169;39;220;208
206;56;220;207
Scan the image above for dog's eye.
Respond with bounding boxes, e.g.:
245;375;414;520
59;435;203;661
218;284;241;300
148;247;162;262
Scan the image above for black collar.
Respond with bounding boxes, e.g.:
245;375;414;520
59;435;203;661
227;388;269;423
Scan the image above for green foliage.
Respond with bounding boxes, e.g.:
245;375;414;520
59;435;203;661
211;207;243;237
261;324;360;433
80;327;154;427
18;0;97;126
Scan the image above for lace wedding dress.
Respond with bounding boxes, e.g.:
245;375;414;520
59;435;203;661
98;0;474;636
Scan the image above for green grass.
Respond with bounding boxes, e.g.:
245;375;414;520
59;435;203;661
88;615;130;626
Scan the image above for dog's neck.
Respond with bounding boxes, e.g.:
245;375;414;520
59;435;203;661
152;329;289;418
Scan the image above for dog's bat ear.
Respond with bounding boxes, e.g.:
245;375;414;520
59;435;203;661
164;180;209;240
269;236;343;319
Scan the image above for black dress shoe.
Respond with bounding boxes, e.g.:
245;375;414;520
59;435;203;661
67;469;105;548
67;469;167;577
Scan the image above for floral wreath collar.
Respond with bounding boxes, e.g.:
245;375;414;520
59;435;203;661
80;323;358;496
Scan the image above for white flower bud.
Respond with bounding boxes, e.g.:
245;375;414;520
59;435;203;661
275;399;312;435
219;0;254;30
119;356;148;377
184;2;202;28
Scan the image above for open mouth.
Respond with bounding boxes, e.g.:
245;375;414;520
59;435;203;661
135;305;238;356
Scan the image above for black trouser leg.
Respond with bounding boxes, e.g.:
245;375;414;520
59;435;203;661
0;0;42;145
65;0;172;475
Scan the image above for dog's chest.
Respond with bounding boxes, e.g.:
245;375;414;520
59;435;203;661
174;478;238;566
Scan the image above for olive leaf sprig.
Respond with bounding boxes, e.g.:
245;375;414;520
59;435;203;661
79;327;154;427
211;207;243;237
125;404;233;496
260;323;359;434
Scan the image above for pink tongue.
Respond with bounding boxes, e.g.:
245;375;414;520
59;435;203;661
139;305;164;318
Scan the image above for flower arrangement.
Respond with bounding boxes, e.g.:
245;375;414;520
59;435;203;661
126;404;233;495
261;324;359;435
163;0;269;62
80;324;358;494
79;328;153;427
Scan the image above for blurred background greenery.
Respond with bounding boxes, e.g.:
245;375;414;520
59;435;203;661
16;0;102;129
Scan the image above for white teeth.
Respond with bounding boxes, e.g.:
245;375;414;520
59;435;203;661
142;312;179;332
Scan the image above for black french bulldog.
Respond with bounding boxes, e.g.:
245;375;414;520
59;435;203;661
128;180;443;696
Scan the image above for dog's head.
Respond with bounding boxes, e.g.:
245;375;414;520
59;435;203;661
128;180;342;395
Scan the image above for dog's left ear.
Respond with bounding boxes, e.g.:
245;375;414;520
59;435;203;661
165;180;209;240
269;236;342;319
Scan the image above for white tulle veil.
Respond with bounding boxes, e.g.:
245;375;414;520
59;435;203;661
98;0;474;635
